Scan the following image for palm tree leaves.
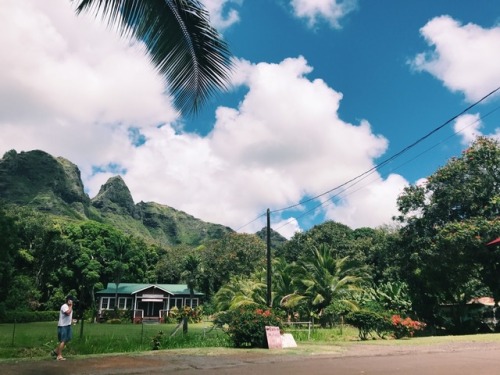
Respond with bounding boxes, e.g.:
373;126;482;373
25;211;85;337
297;244;366;313
213;276;266;311
74;0;232;116
214;245;367;317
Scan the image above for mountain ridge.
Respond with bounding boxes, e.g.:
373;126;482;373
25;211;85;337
0;149;236;246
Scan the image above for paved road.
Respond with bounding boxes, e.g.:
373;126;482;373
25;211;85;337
1;342;499;375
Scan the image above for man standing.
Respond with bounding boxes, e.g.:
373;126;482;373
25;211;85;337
52;295;74;361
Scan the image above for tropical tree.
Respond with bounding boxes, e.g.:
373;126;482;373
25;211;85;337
296;244;366;325
271;258;304;319
8;208;62;310
74;0;233;115
395;137;500;321
180;253;201;333
361;281;413;315
277;221;355;263
0;207;20;306
155;244;196;283
213;275;266;311
200;233;266;296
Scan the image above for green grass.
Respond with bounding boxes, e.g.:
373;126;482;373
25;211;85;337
0;321;230;360
2;321;499;361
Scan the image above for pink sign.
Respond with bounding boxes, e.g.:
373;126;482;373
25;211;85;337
265;326;282;349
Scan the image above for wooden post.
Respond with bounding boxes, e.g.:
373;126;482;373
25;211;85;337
266;208;272;307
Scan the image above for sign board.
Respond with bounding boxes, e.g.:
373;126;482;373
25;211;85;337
281;333;297;348
265;326;282;349
141;294;164;299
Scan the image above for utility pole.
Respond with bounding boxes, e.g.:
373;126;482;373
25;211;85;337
266;208;272;307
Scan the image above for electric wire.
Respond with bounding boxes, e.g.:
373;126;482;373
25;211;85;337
271;85;500;214
273;101;500;232
236;85;500;232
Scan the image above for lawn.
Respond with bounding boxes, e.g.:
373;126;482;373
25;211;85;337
0;321;230;359
2;321;499;361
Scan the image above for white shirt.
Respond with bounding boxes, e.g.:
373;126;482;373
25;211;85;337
58;303;72;327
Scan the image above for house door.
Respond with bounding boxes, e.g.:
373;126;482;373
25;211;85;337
138;301;163;317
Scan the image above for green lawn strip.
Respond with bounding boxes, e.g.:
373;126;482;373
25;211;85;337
1;322;499;362
0;322;228;360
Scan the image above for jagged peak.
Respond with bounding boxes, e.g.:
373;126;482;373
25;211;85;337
91;175;136;216
0;149;89;214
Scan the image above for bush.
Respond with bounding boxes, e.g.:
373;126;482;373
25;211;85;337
214;306;283;348
391;315;426;339
346;310;391;340
100;309;133;323
166;306;203;324
0;310;59;323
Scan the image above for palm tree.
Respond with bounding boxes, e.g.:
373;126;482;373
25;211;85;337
74;0;233;116
271;259;304;320
297;244;365;322
213;275;266;311
180;253;201;333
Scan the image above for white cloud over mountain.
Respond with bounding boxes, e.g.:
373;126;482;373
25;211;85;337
3;1;499;238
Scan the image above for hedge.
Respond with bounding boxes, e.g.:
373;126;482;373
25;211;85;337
0;310;59;323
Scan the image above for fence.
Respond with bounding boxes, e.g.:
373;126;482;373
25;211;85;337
282;321;312;340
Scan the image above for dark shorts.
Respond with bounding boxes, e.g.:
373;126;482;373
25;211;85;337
57;325;72;343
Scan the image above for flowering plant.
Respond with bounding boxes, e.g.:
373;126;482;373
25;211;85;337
168;306;203;323
214;306;283;348
391;315;426;339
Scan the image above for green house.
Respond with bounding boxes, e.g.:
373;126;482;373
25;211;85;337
96;283;203;322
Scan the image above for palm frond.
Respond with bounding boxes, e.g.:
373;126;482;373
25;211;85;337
74;0;232;116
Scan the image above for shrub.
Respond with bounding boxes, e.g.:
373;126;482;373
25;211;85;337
391;315;426;339
101;309;133;323
180;306;203;323
166;306;203;324
214;306;283;348
0;310;59;323
151;331;164;350
346;310;391;340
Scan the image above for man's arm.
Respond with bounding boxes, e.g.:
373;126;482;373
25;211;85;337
64;301;73;315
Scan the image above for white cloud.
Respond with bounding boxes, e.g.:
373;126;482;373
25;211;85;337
272;218;302;240
0;0;177;169
1;0;408;240
411;15;500;102
453;113;483;145
324;173;408;229
200;0;242;31
290;0;357;28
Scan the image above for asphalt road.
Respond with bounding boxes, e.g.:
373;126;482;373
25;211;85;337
1;342;499;375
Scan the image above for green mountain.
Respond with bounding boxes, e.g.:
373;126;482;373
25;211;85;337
0;149;233;246
255;227;288;249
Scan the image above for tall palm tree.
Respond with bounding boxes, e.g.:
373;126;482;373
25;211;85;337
213;275;266;311
180;253;201;333
297;244;365;317
271;259;304;319
74;0;233;116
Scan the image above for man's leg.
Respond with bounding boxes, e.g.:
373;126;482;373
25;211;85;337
56;341;66;359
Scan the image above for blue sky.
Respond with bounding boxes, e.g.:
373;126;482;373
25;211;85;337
1;0;500;238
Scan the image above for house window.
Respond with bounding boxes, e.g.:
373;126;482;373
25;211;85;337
118;297;132;310
185;298;199;308
101;297;116;310
171;298;183;309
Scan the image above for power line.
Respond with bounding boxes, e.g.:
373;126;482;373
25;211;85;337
235;212;267;232
237;85;500;232
271;85;500;214
272;99;500;232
